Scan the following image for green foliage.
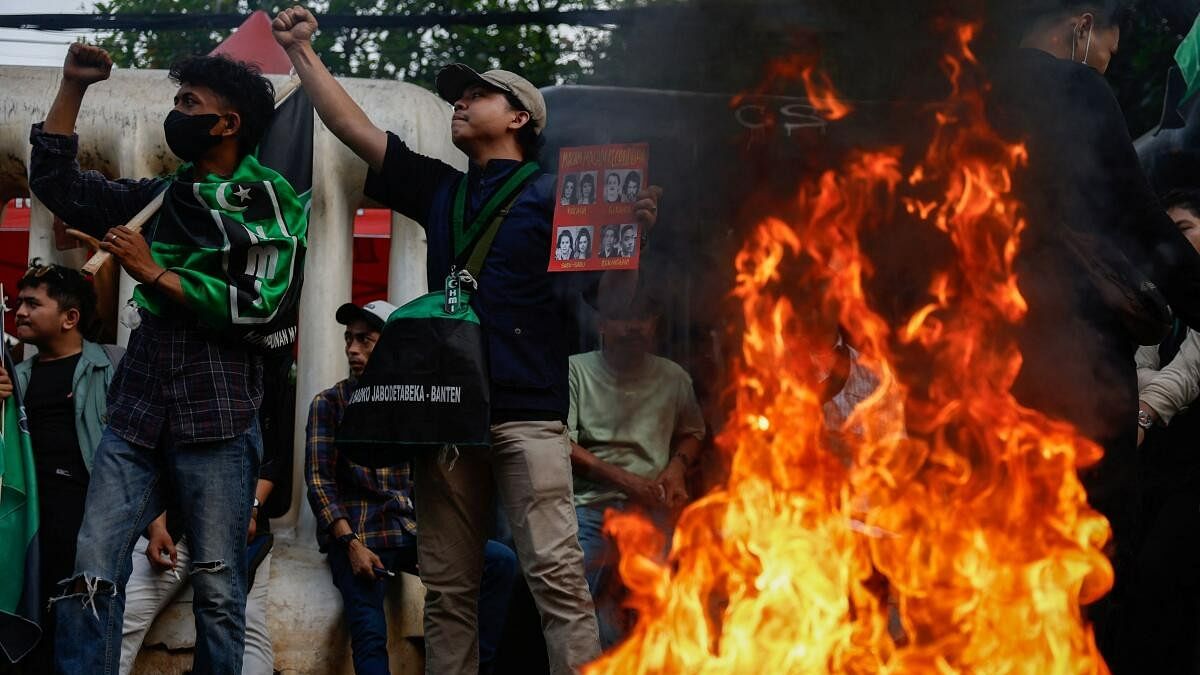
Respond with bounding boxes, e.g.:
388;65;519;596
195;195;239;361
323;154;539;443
93;0;1190;133
95;0;245;71
95;0;632;88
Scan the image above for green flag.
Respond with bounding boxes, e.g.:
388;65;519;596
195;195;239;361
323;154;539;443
133;152;310;348
1176;14;1200;106
0;340;41;663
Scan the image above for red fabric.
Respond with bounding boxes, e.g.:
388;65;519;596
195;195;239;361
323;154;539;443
1;200;31;335
354;208;391;238
353;237;390;306
209;10;293;75
1;199;28;232
0;234;29;338
350;209;392;305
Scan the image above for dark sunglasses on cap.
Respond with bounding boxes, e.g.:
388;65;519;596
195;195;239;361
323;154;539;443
22;262;70;283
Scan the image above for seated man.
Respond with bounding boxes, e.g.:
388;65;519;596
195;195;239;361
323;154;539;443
0;261;119;671
306;300;518;675
568;297;706;648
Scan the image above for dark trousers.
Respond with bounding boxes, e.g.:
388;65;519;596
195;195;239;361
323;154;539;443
1112;417;1200;675
1122;489;1200;674
328;539;518;675
53;425;260;675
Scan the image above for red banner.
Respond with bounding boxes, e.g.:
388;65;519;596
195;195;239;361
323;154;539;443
548;143;647;272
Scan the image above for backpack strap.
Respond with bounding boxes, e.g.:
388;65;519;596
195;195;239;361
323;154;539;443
458;167;542;280
464;189;531;280
1159;317;1189;365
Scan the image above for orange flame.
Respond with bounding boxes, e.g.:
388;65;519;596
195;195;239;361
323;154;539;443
731;53;853;122
801;67;852;121
587;24;1112;675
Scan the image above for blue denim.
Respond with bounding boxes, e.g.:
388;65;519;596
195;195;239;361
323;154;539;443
53;423;261;675
575;501;672;649
329;539;518;675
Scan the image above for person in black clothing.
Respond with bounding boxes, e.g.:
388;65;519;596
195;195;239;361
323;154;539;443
599;224;621;259
986;2;1200;671
273;6;661;673
0;262;117;673
1126;189;1200;674
619;224;637;258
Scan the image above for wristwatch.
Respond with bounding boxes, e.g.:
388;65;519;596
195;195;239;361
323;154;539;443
1137;408;1155;430
252;497;260;509
335;531;359;549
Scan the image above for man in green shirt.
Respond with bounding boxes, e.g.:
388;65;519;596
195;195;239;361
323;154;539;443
567;297;706;647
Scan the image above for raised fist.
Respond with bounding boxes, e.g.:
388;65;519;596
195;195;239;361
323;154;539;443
272;6;318;51
63;42;112;86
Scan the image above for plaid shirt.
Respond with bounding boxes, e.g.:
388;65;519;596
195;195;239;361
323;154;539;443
29;123;263;446
306;380;417;551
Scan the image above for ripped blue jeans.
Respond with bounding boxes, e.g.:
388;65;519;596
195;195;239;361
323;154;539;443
53;423;260;675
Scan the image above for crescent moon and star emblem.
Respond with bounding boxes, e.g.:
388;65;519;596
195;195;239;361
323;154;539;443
215;182;252;212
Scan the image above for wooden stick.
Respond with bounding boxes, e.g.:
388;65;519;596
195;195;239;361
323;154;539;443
1;281;11;369
80;190;166;275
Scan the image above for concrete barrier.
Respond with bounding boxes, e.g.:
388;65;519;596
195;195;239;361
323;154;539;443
0;63;465;674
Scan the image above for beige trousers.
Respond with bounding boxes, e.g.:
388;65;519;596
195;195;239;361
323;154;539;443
413;420;601;675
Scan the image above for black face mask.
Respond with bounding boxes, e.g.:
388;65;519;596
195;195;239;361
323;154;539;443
163;110;224;162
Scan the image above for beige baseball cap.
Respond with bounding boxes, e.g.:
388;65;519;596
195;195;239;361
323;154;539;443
435;63;548;135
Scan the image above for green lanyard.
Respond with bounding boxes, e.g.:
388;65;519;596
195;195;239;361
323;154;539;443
451;161;541;260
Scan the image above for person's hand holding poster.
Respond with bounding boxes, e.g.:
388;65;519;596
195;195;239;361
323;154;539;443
549;143;647;272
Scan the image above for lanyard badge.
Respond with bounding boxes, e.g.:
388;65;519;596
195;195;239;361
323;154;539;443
445;268;461;314
444;267;477;315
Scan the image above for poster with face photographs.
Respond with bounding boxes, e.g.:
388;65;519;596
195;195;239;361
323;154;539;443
548;143;648;272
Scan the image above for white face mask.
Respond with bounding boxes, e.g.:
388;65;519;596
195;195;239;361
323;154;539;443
1071;16;1094;66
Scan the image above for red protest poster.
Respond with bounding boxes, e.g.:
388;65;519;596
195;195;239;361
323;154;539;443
548;143;648;272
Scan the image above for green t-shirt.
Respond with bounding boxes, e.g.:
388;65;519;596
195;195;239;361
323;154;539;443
568;351;707;507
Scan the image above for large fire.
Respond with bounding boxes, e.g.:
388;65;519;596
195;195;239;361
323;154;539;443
588;25;1114;674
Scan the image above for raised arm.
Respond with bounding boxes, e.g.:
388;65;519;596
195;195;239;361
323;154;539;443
273;6;387;172
30;44;162;236
1140;328;1200;427
44;43;111;136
